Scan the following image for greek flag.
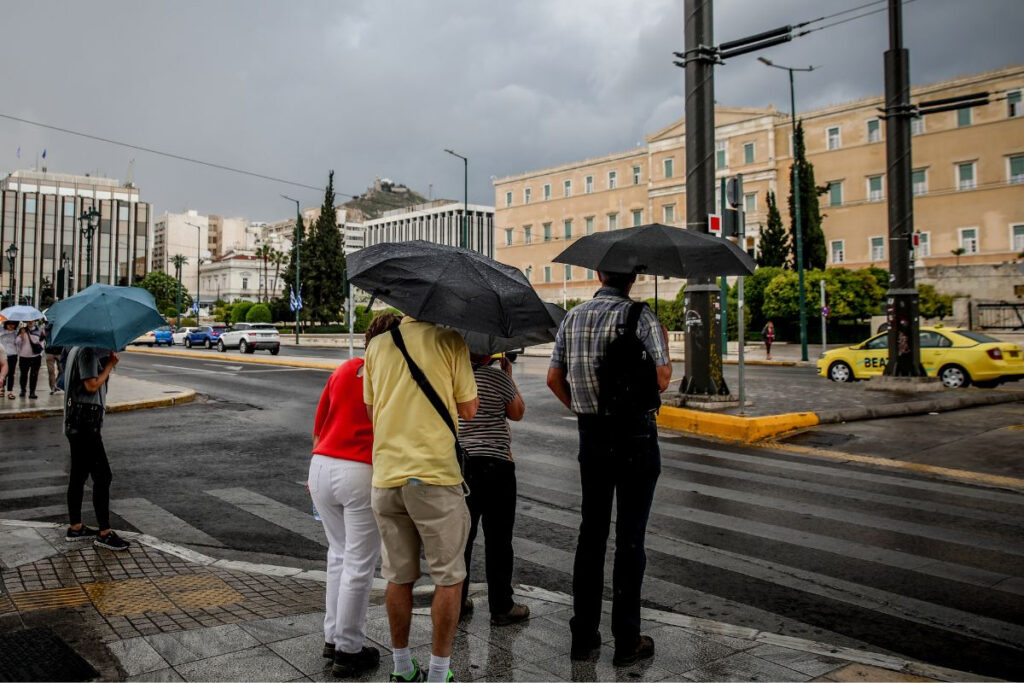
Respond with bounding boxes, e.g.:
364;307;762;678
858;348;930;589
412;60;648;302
191;300;199;315
289;286;303;312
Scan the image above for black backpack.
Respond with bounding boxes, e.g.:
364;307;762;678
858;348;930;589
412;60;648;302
597;301;660;417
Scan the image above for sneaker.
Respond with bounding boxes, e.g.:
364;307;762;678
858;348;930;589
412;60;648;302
94;530;130;552
28;394;38;400
65;525;99;542
612;634;655;666
491;603;530;626
322;642;335;659
332;645;380;677
569;632;602;661
389;658;425;682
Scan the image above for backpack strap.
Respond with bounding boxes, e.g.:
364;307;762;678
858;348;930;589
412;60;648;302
388;327;459;440
621;301;647;335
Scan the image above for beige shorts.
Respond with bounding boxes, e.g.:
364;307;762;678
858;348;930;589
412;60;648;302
371;483;470;586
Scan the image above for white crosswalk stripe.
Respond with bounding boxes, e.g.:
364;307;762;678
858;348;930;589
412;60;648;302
205;486;327;546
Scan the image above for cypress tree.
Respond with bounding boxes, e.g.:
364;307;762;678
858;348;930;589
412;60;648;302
305;171;347;324
787;122;828;271
756;191;789;268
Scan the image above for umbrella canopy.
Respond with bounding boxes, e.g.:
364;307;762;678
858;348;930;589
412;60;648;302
47;283;165;350
0;305;45;322
459;302;566;356
553;223;755;278
348;240;554;337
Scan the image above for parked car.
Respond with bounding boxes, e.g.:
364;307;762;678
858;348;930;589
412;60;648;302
817;327;1024;388
172;326;198;345
217;323;281;355
132;326;174;347
184;325;227;349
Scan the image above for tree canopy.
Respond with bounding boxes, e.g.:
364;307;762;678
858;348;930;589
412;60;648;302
787;122;827;271
138;270;192;314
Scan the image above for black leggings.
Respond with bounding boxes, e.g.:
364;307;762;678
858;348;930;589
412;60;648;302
67;431;112;530
19;355;41;395
4;354;15;391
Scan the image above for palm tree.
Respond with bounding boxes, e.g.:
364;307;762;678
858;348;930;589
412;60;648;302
270;250;288;300
169;254;189;327
254;244;272;302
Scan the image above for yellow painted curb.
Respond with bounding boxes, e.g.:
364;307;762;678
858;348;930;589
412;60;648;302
125;347;338;371
657;405;819;443
0;390;195;420
763;441;1024;492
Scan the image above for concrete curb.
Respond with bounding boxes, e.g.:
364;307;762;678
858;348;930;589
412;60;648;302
125;346;338;371
0;388;195;420
814;389;1024;424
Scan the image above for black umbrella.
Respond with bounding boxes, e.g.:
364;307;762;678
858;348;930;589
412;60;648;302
553;223;755;279
458;302;566;356
348;240;554;337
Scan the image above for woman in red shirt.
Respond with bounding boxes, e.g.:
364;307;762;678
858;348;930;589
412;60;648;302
310;313;399;678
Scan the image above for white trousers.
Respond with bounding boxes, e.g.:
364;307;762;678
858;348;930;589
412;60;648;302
308;454;381;653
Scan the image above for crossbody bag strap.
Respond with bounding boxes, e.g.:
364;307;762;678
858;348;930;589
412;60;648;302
389;327;459;440
625;300;646;334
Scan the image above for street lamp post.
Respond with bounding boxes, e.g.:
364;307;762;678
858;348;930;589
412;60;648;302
759;57;814;362
5;243;17;307
185;222;204;320
444;149;469;248
78;207;100;287
169;256;186;329
281;195;302;344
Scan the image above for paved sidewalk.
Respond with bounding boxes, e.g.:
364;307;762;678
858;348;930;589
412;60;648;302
0;376;195;420
0;521;981;682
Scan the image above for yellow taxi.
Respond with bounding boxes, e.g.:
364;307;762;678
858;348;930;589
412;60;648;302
817;327;1024;388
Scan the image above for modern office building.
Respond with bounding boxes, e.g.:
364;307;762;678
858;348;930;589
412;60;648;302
493;65;1023;302
1;169;151;306
362;200;495;257
151;210;210;297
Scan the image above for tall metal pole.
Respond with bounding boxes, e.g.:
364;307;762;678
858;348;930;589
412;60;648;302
682;0;727;396
882;0;924;376
282;196;303;345
186;222;203;321
790;69;809;362
444;149;469;248
820;279;828;358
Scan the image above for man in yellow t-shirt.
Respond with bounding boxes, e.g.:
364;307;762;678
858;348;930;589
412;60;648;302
363;316;478;683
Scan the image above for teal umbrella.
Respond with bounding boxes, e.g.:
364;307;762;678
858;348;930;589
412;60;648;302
47;283;165;350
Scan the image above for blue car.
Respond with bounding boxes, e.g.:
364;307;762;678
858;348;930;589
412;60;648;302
132;325;174;347
184;325;226;349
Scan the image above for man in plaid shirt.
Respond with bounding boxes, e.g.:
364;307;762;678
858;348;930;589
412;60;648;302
547;270;671;667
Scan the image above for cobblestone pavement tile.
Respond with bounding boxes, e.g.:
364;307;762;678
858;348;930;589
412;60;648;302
681;649;813;682
144;623;261;666
365;612;434;651
536;652;675;683
266;632;345;678
237;612;326;645
633;624;739;676
106;636;170;677
745;643;849;678
125;666;185;682
410;632;519;682
173;645;303;682
464;614;569;663
478;660;568;682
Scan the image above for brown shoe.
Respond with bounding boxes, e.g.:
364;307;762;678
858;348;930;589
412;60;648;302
613;634;654;666
490;603;530;626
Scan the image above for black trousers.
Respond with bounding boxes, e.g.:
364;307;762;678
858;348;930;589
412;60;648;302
18;355;41;395
67;430;112;530
570;413;660;649
4;355;15;391
460;457;517;615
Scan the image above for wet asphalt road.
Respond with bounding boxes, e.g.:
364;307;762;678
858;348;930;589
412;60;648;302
2;351;1023;678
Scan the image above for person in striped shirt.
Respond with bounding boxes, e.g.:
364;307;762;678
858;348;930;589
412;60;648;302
457;353;529;626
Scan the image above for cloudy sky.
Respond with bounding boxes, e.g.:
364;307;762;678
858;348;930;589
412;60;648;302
0;0;1018;222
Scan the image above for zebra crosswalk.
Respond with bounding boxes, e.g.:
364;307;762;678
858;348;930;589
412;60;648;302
1;432;1023;679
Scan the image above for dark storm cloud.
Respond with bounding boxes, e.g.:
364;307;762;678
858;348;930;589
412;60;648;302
0;0;1017;221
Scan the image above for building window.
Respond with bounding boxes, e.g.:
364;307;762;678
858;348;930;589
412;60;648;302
912;169;928;196
525;266;532;282
868;175;884;202
957;162;976;190
608;171;617;189
663;158;674;179
743;142;755;165
867;118;881;143
585;176;594;194
1009;155;1024;184
715;140;727;168
608;213;618;230
870;236;885;261
563;220;573;239
564;264;572;281
1012;224;1024;252
827;126;841;151
505;191;512;207
586;268;594;280
524;188;531;205
585;216;594;235
830;240;845;264
25;197;37;213
544;266;551;283
524;226;532;244
631;209;643;227
633;165;641;185
788;133;794;157
828;181;843;207
663;204;675;223
543;223;552;242
241;277;248;290
959;227;978;254
742;193;756;214
504;228;513;246
916;231;930;257
543;183;551;200
957;108;972;127
563;179;572;197
64;202;76;216
911;117;924;135
1009;90;1022;118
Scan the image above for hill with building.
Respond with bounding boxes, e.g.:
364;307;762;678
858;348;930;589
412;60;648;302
341;178;430;220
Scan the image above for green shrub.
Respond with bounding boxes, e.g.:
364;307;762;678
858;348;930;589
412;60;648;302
230;301;254;324
245;303;272;323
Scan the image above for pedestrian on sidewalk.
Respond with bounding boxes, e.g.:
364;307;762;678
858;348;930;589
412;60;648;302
458;353;528;626
16;320;44;399
1;320;17;399
63;346;130;551
364;315;478;683
762;320;775;360
309;312;399;678
0;350;7;394
44;320;64;395
546;270;671;666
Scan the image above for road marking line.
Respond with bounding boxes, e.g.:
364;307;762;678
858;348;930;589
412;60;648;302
204;487;325;546
0;504;66;520
111;498;223;548
150;363;235;375
0;485;67;501
763;442;1024;493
